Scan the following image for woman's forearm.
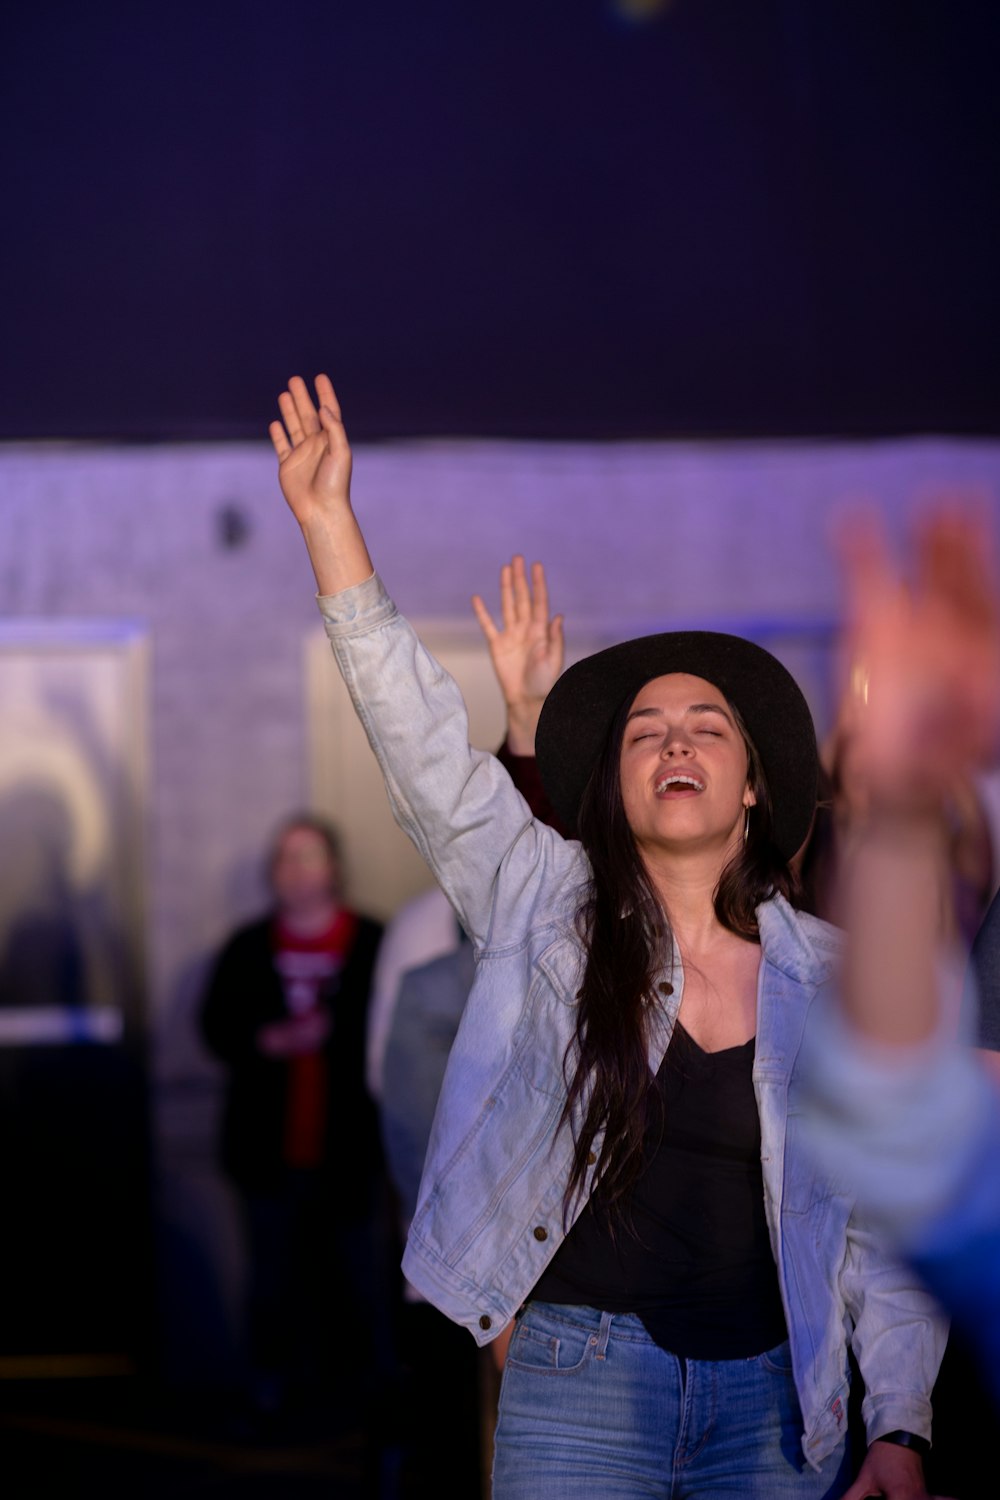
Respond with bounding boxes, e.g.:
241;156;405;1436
300;505;373;597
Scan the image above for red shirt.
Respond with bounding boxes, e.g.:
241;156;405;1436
272;908;358;1168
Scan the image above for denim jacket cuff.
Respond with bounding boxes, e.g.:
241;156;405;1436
316;570;395;633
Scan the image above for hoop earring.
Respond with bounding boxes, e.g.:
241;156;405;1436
743;806;750;844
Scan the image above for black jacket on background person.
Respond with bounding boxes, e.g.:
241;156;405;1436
200;913;384;1207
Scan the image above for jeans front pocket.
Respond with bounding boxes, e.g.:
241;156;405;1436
759;1337;796;1377
505;1303;607;1377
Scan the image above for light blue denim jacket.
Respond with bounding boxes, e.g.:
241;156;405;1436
804;993;1000;1408
320;573;945;1471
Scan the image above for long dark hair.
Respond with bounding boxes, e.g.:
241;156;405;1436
561;688;797;1219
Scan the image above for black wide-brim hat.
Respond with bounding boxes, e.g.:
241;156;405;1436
535;631;819;861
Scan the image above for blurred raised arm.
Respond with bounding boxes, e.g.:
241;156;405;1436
269;374;373;596
838;506;1000;1045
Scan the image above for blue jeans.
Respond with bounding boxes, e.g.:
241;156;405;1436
493;1303;852;1499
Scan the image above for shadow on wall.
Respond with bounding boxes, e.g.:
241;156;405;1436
0;782;150;1370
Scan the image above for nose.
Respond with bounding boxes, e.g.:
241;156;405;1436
660;726;694;758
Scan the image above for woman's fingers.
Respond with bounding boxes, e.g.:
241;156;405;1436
835;509;893;623
510;554;531;622
314;373;342;421
504;555;550;631
268;419;291;462
274;376;325;457
277;389;305;446
287;374;321;434
920;506;996;630
531;560;550;625
318;402;351;463
272;376;348;476
498;561;516;628
471;593;498;642
476;554;554;646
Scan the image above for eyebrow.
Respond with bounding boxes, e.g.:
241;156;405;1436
625;702;735;727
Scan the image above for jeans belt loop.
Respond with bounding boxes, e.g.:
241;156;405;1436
595;1309;613;1361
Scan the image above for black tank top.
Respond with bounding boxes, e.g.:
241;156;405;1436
531;1019;788;1358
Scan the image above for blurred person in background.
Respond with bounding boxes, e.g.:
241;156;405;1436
802;509;1000;1495
794;512;1000;1493
200;812;392;1431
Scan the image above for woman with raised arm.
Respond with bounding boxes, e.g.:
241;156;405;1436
270;375;944;1500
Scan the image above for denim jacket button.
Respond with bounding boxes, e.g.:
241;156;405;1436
533;1226;548;1241
479;1315;492;1330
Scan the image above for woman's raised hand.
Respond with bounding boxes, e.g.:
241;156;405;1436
269;374;373;594
472;555;564;754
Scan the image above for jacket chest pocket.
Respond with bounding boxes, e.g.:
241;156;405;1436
511;937;585;1098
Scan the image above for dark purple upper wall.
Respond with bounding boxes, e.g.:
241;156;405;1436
3;0;998;440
